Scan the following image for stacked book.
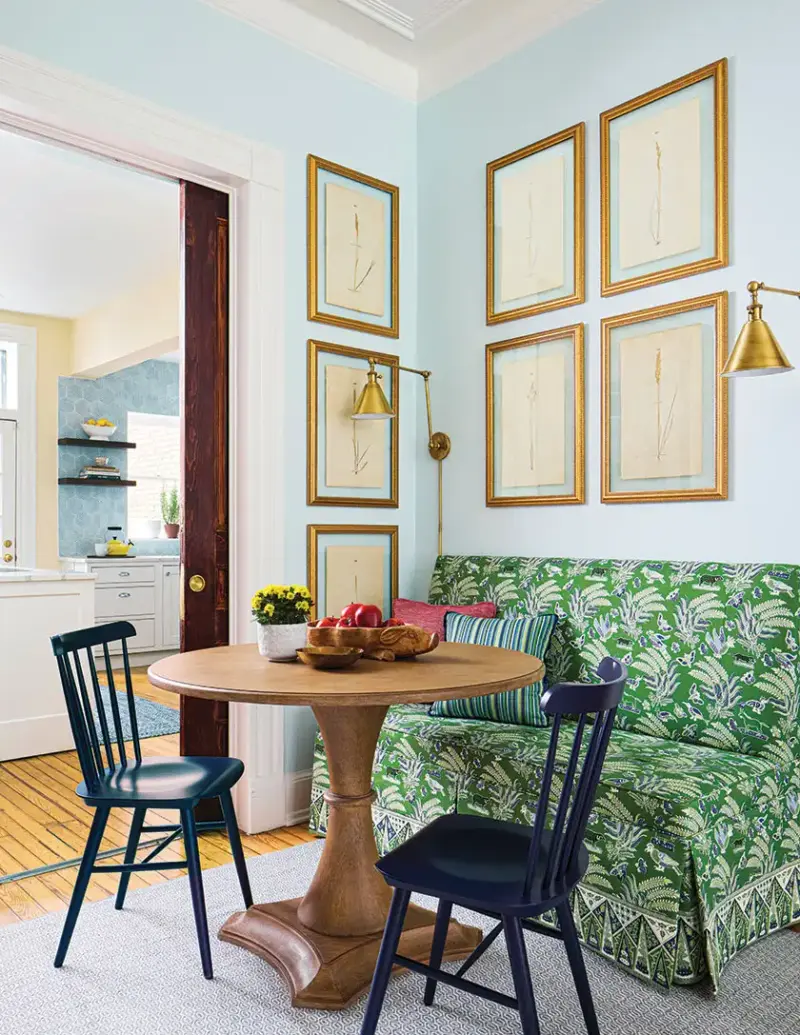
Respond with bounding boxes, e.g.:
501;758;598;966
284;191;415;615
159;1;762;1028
79;459;121;481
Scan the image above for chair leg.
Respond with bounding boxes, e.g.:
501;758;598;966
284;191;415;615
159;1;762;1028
557;901;600;1035
220;790;253;909
115;807;146;910
503;916;541;1035
360;888;411;1035
423;898;452;1006
180;807;213;980
55;807;110;968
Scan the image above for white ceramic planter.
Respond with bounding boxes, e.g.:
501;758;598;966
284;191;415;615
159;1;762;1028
257;622;308;661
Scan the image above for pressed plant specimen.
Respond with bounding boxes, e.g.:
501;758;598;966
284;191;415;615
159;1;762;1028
524;182;540;279
349;203;376;298
649;133;664;247
350;380;371;476
654;347;677;462
526;370;540;474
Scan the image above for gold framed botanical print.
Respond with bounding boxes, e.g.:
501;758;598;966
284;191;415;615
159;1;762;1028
600;59;728;296
486;123;585;324
307;524;398;621
601;292;728;504
307;155;399;338
307;339;399;507
486;324;585;506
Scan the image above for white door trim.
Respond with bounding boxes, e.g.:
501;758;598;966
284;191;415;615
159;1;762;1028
0;322;37;569
0;45;287;832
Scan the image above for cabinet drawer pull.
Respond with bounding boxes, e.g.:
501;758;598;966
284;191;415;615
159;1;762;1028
165;571;171;577
118;592;131;599
118;571;130;577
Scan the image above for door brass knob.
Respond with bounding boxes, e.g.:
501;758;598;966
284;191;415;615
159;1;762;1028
3;540;11;548
3;553;12;563
189;574;206;593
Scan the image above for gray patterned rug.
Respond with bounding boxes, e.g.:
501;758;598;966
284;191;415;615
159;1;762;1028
94;687;180;741
1;840;798;1035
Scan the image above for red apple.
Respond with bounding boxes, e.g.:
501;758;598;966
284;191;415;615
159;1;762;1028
340;603;360;621
317;616;337;628
383;617;404;627
355;604;382;628
337;616;355;627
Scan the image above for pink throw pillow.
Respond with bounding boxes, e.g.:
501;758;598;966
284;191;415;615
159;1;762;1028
392;599;497;641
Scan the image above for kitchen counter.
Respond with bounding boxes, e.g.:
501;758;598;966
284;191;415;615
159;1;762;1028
60;555;180;564
0;567;95;582
1;571;94;760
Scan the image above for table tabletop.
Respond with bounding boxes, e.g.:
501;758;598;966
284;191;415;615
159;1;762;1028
148;641;545;708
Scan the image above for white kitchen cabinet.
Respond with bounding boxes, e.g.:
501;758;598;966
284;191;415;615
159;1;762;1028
161;565;180;648
62;555;180;661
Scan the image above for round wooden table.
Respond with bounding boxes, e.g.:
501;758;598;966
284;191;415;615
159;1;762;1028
149;641;544;1010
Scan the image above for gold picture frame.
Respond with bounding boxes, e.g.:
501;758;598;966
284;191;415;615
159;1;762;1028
307;154;400;338
600;59;728;296
601;292;728;504
307;339;399;508
307;524;399;622
486;123;585;324
486;324;585;506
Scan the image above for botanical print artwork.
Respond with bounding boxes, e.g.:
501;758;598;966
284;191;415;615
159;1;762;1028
324;544;384;616
324;182;386;317
619;324;703;481
499;154;565;300
618;96;702;269
500;352;565;488
324;364;385;489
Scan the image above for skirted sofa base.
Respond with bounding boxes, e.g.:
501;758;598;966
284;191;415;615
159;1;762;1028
309;555;800;990
310;706;800;989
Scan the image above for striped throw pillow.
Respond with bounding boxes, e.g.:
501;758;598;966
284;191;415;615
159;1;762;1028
430;612;557;727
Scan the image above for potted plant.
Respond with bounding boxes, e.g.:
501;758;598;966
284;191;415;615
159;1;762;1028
161;486;181;539
252;584;313;661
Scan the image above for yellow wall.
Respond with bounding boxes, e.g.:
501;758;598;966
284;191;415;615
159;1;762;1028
0;310;74;570
71;271;179;377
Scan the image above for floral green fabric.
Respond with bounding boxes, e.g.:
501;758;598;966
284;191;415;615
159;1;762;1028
309;554;800;990
430;611;556;726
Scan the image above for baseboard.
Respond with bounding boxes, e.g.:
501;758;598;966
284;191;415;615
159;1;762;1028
115;648;175;670
0;713;73;761
286;769;313;826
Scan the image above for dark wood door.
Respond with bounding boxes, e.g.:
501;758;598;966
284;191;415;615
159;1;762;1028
179;182;229;813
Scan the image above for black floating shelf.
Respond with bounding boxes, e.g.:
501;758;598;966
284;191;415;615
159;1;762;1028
58;478;137;487
58;438;136;449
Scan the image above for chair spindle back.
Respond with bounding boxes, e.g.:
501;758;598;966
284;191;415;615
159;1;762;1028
524;657;627;899
51;621;142;791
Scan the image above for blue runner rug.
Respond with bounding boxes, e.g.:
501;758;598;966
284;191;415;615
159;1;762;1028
94;686;180;741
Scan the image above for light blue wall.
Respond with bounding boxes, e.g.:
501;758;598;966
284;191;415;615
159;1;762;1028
0;0;417;773
58;360;180;558
418;0;800;577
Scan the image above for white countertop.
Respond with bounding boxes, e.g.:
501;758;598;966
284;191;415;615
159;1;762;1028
61;555;180;563
0;567;96;582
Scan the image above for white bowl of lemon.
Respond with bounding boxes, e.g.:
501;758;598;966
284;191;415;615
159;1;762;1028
82;419;117;441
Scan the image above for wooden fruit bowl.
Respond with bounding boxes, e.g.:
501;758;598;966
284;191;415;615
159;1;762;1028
306;622;439;662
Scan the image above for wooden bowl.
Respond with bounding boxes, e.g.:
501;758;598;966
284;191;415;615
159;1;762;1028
296;646;364;670
306;622;439;662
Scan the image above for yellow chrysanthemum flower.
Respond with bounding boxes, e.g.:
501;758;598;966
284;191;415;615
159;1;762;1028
295;600;310;612
286;591;296;600
264;602;275;617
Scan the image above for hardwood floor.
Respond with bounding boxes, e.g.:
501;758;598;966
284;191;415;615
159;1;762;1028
0;668;316;925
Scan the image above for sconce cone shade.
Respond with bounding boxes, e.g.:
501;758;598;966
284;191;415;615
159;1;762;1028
352;377;394;419
722;316;793;377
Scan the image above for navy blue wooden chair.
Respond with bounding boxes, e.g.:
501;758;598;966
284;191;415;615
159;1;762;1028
50;620;253;979
360;657;627;1035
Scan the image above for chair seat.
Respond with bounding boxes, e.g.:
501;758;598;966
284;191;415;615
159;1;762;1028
376;812;588;914
77;755;245;807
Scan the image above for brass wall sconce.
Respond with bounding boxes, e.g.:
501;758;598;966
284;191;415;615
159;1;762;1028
353;359;451;555
721;281;796;376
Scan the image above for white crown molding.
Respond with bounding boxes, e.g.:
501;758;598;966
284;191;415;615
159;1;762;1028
338;0;415;40
200;0;418;100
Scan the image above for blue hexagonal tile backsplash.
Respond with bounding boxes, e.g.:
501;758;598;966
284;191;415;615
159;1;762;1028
59;359;180;558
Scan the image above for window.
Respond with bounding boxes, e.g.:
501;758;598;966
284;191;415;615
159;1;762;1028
0;340;19;411
126;412;180;539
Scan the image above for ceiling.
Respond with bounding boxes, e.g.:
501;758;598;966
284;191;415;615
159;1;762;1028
0;127;179;320
203;0;605;98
